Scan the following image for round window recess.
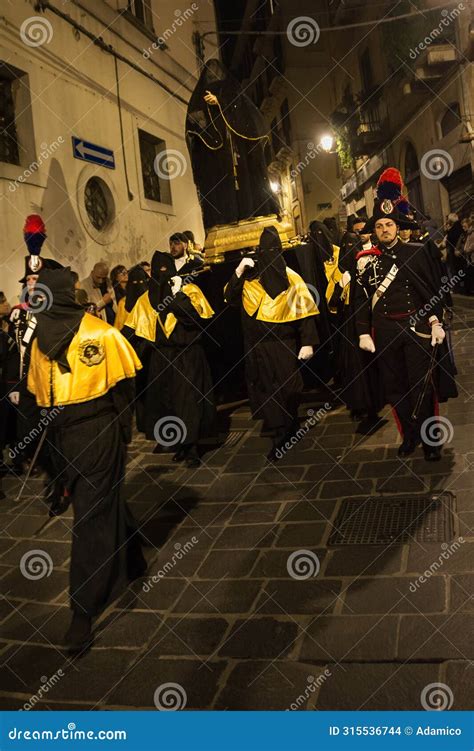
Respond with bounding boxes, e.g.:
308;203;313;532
77;167;120;245
84;176;114;231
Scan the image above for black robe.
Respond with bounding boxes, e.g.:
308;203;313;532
185;60;279;229
46;385;146;616
123;292;216;446
225;272;318;433
337;246;385;415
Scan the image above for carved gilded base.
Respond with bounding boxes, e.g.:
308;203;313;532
204;214;296;263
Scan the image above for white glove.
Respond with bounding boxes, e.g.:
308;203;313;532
430;322;445;346
298;346;313;360
339;270;351;287
8;391;20;405
359;334;375;353
170;276;182;295
235;257;255;278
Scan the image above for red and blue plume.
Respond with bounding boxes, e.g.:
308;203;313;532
376;167;404;204
23;214;46;256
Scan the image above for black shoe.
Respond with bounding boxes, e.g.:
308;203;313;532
49;494;71;517
64;612;92;652
266;446;279;462
423;443;442;462
397;437;418;458
185;448;201;468
172;447;188;463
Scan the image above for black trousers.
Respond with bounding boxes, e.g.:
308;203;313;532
374;321;436;441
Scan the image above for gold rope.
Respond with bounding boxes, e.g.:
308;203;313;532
186;93;270;151
212;94;270;143
186;104;224;150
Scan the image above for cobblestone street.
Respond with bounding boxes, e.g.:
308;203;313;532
0;298;473;711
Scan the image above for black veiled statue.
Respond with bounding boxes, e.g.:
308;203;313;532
185;59;280;230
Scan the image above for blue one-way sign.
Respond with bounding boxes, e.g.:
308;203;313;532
72;137;115;169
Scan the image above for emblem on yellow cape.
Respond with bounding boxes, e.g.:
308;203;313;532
78;339;105;366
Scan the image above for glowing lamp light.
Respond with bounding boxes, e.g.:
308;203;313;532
320;134;334;152
270;180;280;193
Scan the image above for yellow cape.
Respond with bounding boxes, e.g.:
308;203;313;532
124;285;214;342
114;297;127;331
227;267;318;323
28;313;142;407
325;245;343;312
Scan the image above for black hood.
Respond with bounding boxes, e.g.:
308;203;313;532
35;267;84;371
257;226;288;299
125;265;149;313
309;220;334;261
149;251;175;314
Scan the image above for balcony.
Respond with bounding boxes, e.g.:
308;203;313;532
354;119;384;154
407;43;458;91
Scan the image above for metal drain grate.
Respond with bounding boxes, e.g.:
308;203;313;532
328;492;455;546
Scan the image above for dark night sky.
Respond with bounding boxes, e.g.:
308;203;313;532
212;0;247;68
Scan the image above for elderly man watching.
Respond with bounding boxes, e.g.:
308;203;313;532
80;262;116;323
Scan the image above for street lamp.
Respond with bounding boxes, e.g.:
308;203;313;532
320;134;335;153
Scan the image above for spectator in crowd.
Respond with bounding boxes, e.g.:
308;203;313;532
111;264;128;302
456;215;474;294
80;262;116;323
422;214;443;244
443;212;463;281
70;270;88;307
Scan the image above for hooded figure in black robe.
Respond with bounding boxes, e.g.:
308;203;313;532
185;59;280;229
224;227;319;460
338;237;386;429
122;251;216;468
307;219;345;386
125;264;149;314
29;268;146;652
122;265;150;432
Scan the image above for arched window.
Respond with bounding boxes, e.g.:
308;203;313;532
440;103;461;137
404;143;425;216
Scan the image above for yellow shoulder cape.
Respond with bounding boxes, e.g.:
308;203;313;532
325;245;343;311
28;313;142;407
124;286;214;342
238;268;319;323
114;297;127;331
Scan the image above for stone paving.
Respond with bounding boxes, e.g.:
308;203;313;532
0;297;473;711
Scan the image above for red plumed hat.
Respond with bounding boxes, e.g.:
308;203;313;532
19;214;61;283
377;167;403;189
362;166;418;234
23;214;46;235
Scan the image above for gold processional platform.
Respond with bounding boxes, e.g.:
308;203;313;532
203;213;299;263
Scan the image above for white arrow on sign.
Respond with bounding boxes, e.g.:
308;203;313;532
75;141;114;164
